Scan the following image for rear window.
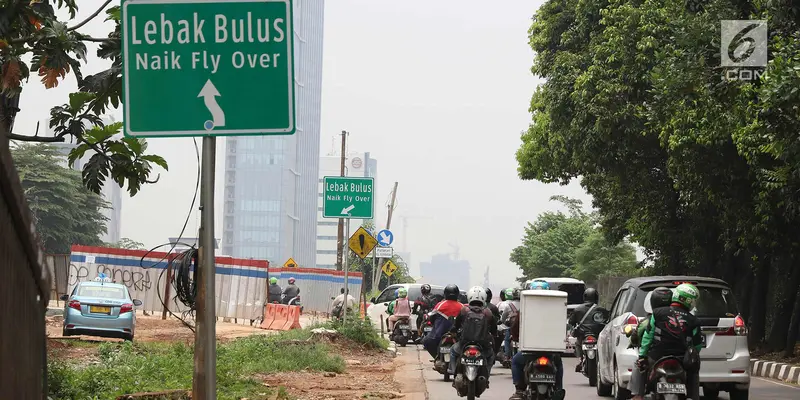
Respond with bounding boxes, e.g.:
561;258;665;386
552;283;585;305
78;285;127;300
631;284;738;318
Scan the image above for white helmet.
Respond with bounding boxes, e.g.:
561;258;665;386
466;286;487;307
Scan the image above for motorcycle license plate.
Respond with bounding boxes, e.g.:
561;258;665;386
582;344;596;350
440;346;451;354
656;382;686;394
529;372;556;383
399;324;410;330
462;358;483;366
424;327;432;332
443;353;450;362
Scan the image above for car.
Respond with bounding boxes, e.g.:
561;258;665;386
366;284;468;332
595;276;749;400
524;277;586;354
61;279;143;341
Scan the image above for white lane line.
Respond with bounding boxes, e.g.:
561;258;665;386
753;376;800;389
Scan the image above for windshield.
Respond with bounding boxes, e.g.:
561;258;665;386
78;285;127;300
632;285;738;318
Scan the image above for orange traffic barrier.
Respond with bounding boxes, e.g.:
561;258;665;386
260;303;278;329
283;305;302;330
269;304;289;330
359;301;365;318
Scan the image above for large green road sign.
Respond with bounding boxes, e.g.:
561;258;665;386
323;177;374;219
122;0;295;137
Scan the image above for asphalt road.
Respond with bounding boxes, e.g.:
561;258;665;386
402;346;800;400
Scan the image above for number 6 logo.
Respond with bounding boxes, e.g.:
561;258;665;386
721;20;768;67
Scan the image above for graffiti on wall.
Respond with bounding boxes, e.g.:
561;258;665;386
68;263;152;292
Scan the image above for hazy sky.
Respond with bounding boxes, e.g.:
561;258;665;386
14;0;594;289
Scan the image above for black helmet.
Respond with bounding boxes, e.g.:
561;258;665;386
444;284;460;300
499;289;507;301
650;287;673;310
512;288;521;300
485;288;493;303
583;288;599;305
421;284;431;295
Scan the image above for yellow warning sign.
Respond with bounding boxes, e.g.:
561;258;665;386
348;227;378;259
283;257;297;268
382;259;399;277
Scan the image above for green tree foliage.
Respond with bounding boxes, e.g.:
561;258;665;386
349;220;414;292
12;143;106;253
511;196;638;283
105;237;145;250
1;1;166;196
517;0;800;354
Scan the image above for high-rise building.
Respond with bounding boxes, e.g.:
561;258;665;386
48;118;123;244
316;152;378;269
221;1;325;267
420;253;471;290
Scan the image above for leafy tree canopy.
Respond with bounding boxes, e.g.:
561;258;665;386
105;237;145;250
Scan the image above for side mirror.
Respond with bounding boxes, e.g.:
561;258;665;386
132;299;143;306
59;294;69;301
370;297;376;303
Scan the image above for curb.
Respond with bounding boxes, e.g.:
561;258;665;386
751;358;800;385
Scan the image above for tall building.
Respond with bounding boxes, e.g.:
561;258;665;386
221;1;325;267
316;152;378;269
49;118;123;244
420;253;471;290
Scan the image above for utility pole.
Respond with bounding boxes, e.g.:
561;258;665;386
193;136;217;399
335;131;348;271
374;182;398;290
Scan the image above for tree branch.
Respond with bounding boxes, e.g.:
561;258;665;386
8;133;66;142
69;0;114;31
78;35;113;43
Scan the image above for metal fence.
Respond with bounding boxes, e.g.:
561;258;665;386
69;245;363;318
0;130;51;399
588;276;633;308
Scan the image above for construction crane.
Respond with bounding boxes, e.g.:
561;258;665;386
398;214;432;252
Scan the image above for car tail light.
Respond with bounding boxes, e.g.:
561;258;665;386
537;356;550;366
68;300;81;311
584;335;597;344
626;314;639;325
120;303;133;314
717;315;748;336
465;346;480;357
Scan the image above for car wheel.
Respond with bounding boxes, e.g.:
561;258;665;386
703;387;720;399
596;358;613;396
613;361;630;400
728;388;749;400
124;334;134;342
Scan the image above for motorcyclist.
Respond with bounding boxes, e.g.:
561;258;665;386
508;281;565;400
423;284;463;358
268;277;282;303
281;277;300;304
570;287;599;372
628;287;673;349
500;288;521;361
414;284;438;337
331;288;355;318
387;287;412;332
485;288;501;320
631;283;702;400
448;286;497;379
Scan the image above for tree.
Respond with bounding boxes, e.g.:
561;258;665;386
12;143;106;253
572;232;639;283
517;0;800;352
105;237;145;250
1;1;167;196
349;220;414;293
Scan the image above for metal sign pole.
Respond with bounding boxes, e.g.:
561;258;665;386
193;136;217;399
343;221;350;324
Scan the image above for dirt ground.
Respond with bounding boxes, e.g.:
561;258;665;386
261;337;402;400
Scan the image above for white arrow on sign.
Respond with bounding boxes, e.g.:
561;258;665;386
341;204;355;214
198;79;225;128
379;231;391;243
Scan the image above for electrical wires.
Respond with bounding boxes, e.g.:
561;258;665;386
173;248;198;310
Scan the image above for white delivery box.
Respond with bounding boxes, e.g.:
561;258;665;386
519;289;568;353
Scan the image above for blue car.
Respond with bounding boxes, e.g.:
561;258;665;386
61;280;142;341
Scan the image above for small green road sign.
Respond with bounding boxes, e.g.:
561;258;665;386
323;177;374;219
122;0;295;137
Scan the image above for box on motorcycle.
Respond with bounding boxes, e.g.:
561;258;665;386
519;290;568;352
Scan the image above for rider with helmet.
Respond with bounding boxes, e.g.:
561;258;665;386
500;288;521;361
423;284;464;358
414;284;438;337
631;284;702;400
508;281;565;400
484;288;501;320
387;287;412;332
268;277;282;303
448;286;498;378
281;277;300;304
570;287;600;372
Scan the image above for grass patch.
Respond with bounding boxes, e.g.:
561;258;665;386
48;330;344;400
327;313;389;350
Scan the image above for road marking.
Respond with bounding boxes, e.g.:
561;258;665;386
754;376;800;389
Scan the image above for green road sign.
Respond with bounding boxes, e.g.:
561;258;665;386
323;177;374;219
122;0;295;137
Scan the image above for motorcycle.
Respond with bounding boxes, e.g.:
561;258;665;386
580;335;598;386
644;356;689;400
420;315;433;340
523;353;564;400
572;306;609;387
433;332;457;382
286;296;303;313
453;342;489;400
390;316;413;347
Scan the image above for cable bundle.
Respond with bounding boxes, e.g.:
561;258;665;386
173;248;199;310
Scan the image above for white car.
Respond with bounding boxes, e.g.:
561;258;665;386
367;284;468;333
596;276;750;400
